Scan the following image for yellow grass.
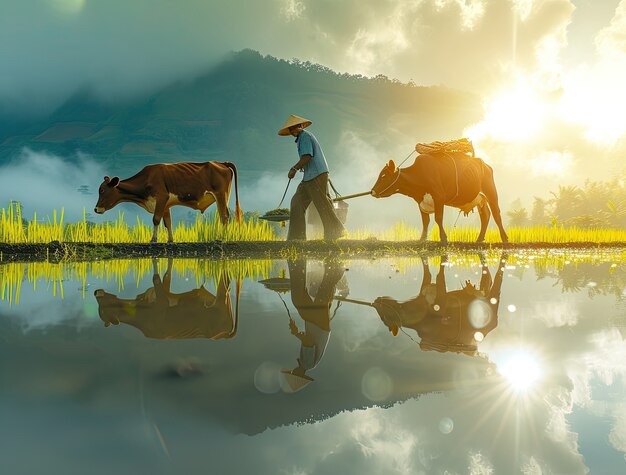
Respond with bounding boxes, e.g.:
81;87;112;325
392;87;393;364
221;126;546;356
0;258;274;305
1;202;625;244
347;222;626;243
0;203;278;243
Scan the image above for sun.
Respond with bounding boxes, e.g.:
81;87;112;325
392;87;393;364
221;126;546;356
497;350;543;392
465;80;548;143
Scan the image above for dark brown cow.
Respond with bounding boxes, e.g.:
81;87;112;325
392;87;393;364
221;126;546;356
371;153;508;244
372;253;507;355
94;161;242;242
94;259;239;341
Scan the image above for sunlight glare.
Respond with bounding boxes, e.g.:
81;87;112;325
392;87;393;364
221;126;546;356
498;351;543;392
49;0;86;14
466;82;546;142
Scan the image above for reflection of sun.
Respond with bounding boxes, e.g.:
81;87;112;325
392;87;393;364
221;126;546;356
498;350;543;392
49;0;86;14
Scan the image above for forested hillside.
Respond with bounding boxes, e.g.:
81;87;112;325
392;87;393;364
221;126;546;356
0;49;480;181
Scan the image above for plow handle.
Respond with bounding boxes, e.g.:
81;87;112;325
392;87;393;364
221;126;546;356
334;296;374;307
332;191;372;202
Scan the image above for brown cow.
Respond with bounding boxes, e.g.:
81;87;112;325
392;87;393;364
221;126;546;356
94;258;239;340
372;252;507;356
371;153;508;244
94;161;242;243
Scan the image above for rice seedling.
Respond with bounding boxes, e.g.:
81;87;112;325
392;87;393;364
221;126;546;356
348;223;626;243
0;202;278;243
2;201;626;244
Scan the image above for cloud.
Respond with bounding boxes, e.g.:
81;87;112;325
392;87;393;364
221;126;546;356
0;148;105;221
0;0;578;116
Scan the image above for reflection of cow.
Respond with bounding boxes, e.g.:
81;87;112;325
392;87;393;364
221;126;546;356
94;259;238;340
373;253;507;355
370;153;508;244
94;161;242;242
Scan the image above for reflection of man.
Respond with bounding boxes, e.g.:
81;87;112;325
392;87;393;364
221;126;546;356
281;259;346;391
373;253;507;355
278;114;346;241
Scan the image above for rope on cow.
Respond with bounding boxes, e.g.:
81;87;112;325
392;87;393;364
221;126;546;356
397;149;417;168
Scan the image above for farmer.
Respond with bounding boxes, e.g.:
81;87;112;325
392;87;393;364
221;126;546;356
278;114;346;240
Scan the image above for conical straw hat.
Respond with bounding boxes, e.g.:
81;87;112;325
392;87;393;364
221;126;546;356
280;369;314;392
277;114;312;136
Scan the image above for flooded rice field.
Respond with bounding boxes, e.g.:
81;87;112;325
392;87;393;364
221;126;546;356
1;250;626;474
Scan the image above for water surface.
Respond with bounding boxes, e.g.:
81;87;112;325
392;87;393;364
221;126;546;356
1;251;625;474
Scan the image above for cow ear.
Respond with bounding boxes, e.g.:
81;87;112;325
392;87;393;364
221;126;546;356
387;160;396;172
390;324;399;336
104;176;110;183
108;176;120;188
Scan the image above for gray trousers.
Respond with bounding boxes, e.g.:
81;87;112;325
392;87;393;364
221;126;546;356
287;172;346;240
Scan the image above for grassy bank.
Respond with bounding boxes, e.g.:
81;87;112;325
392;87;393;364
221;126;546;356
1;240;625;264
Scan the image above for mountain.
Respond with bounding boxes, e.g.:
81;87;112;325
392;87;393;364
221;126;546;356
0;49;482;182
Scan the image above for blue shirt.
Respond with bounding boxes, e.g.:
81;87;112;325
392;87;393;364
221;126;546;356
295;129;329;181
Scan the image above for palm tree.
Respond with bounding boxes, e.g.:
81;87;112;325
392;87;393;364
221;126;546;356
549;185;584;224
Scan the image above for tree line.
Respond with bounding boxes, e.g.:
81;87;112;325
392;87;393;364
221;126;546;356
507;172;626;228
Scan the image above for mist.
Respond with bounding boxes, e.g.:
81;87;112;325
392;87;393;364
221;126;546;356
0;149;106;222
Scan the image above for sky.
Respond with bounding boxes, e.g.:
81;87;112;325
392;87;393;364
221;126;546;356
1;0;626;223
0;0;620;111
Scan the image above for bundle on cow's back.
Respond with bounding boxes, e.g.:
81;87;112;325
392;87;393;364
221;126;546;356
94;161;243;243
371;138;508;244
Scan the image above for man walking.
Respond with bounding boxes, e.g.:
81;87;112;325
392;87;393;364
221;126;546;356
278;114;346;240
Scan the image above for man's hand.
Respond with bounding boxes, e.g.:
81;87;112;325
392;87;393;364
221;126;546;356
289;318;299;335
288;167;297;179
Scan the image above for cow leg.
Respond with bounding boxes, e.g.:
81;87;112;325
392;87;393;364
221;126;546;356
163;208;174;243
215;192;230;225
487;197;508;243
434;200;448;244
163;258;173;293
151;198;168;243
420;257;432;291
419;210;431;241
476;202;491;242
151;258;160;285
478;252;492;292
482;173;509;243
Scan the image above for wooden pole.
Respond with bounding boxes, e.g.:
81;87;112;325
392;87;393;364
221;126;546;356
332;191;372;202
334;296;374;307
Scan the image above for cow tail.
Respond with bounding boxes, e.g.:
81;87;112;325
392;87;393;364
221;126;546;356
223;161;243;223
